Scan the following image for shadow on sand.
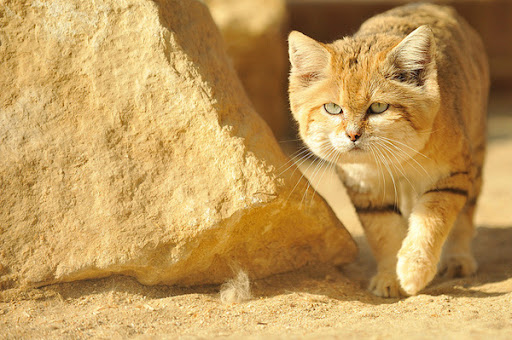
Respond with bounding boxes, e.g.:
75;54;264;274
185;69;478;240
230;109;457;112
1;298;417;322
263;225;512;304
2;227;510;305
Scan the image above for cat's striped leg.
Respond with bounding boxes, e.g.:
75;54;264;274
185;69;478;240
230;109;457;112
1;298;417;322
439;202;477;277
440;164;482;278
355;205;408;298
397;176;469;295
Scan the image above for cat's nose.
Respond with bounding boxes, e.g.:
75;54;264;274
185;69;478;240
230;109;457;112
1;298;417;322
346;130;361;142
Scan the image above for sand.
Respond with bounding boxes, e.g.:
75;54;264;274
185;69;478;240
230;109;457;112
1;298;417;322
1;94;511;339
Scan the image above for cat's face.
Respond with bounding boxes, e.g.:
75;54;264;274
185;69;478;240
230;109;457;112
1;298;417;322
288;26;440;165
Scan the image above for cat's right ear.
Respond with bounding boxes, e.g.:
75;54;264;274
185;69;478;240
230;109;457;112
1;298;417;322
288;31;329;83
385;25;437;86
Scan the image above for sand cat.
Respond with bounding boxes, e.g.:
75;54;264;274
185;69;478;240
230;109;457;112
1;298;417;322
288;3;489;297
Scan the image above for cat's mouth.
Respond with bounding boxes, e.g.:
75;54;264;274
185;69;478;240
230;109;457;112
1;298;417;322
348;144;364;152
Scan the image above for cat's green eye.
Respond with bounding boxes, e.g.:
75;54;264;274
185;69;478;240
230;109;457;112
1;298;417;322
368;102;389;114
324;103;343;115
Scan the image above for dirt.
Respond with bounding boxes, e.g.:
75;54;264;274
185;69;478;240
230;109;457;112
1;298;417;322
1;93;511;339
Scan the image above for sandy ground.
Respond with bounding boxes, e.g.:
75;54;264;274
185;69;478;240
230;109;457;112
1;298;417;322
1;94;512;339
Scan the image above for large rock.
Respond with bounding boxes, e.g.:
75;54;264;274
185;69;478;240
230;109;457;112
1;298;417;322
205;0;290;139
0;0;356;290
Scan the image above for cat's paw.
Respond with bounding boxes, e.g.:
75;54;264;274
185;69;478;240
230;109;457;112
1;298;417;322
369;271;404;298
397;246;437;296
439;253;477;278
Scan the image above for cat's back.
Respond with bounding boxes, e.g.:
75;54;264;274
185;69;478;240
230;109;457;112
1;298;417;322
357;3;462;37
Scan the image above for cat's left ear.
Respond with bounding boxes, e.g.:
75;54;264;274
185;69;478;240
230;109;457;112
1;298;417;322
288;31;330;84
386;25;437;86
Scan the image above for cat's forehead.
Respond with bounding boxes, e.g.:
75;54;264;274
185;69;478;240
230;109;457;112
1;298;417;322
330;34;398;65
322;36;401;111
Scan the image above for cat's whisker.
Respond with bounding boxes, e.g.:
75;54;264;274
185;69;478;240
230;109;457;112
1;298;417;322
369;144;387;203
278;138;304;144
378;138;433;183
289;142;332;206
284;146;324;204
378;136;431;160
303;145;338;205
373;144;399;208
329;148;343;187
292;148;319;172
301;158;321;204
278;147;313;177
417;127;445;135
309;147;341;205
374;145;397;205
278;145;310;169
286;167;308;205
376;140;418;195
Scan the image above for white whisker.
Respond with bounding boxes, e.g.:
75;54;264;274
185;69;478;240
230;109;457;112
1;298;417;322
378;138;433;182
302;144;338;205
286;142;332;206
373;144;398;207
376;140;418;195
278;146;311;176
309;147;341;205
368;144;387;204
379;136;431;160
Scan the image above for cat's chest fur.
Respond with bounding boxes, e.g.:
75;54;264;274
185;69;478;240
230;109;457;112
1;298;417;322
339;159;450;218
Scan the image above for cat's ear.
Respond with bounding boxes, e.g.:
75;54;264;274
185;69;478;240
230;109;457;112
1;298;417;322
288;31;329;84
386;25;436;86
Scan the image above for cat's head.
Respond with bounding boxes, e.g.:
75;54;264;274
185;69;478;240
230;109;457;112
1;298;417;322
288;26;440;164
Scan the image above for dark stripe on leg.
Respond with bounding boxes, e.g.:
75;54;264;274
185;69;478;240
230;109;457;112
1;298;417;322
355;204;402;216
448;171;469;177
423;188;469;197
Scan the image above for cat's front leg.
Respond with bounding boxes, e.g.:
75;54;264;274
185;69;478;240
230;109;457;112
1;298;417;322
397;188;468;295
356;206;408;298
340;167;408;297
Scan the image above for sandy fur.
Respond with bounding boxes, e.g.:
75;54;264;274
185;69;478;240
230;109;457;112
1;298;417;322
288;3;489;297
220;269;252;304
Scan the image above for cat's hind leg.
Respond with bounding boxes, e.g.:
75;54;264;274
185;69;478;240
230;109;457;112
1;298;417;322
439;165;482;278
439;202;478;278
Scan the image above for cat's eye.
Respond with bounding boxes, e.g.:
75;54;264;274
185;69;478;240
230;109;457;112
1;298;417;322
368;102;389;114
323;103;343;115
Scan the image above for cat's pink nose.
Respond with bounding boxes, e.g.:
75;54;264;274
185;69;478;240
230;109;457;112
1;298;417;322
346;130;361;142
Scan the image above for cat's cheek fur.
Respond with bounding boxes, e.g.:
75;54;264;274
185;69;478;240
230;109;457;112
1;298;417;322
301;125;337;163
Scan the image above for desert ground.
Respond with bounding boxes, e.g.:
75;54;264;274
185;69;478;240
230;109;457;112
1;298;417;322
1;93;511;339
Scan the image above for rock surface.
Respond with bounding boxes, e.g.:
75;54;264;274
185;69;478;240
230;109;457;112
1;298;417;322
0;0;356;289
205;0;290;139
